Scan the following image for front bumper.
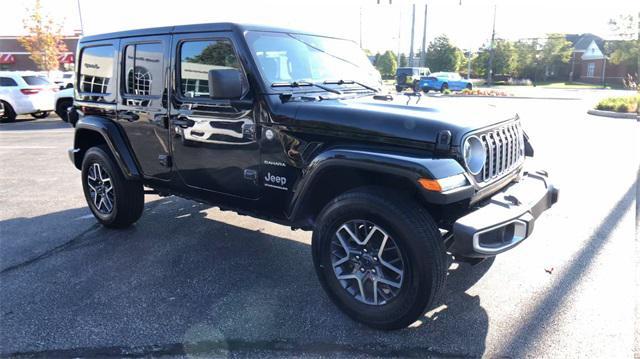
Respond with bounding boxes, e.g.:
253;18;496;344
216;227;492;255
449;170;558;258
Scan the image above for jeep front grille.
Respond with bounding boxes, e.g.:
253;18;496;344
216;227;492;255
478;121;525;183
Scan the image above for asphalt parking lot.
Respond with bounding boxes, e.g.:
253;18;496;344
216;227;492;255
0;89;638;358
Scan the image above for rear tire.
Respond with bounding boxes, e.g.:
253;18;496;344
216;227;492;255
466;83;473;90
395;85;403;93
440;83;449;93
81;146;144;228
31;111;49;119
312;187;447;330
0;102;16;123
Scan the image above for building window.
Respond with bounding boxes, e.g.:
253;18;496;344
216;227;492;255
586;63;595;77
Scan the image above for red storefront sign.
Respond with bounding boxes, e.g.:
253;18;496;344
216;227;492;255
0;54;16;64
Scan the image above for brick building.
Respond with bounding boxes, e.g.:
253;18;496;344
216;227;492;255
0;35;79;71
567;33;634;86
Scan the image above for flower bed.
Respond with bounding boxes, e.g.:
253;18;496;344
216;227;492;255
454;88;514;97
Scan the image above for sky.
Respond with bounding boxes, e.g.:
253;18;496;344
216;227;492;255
0;0;637;53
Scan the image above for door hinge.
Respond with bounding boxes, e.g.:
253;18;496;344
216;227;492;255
159;154;172;167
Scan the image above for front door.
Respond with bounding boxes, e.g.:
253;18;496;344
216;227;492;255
169;32;261;199
117;35;172;181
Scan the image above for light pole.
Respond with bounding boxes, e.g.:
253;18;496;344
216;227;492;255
77;0;84;35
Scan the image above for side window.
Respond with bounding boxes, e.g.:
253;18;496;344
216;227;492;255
79;45;116;102
179;39;241;98
0;77;18;86
123;42;164;97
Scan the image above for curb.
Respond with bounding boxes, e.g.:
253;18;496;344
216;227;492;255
422;93;581;101
587;109;639;120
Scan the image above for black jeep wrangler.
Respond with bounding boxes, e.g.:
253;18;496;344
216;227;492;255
68;23;558;330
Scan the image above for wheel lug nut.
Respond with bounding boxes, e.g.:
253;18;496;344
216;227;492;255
373;257;378;261
360;267;365;272
355;255;360;260
363;248;367;253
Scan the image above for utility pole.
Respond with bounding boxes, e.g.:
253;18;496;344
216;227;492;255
409;4;416;67
420;4;428;67
77;0;85;35
397;6;402;63
486;4;496;85
601;56;607;88
359;6;363;48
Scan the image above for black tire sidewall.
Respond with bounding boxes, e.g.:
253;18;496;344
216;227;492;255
56;100;72;122
312;190;441;329
81;147;122;226
0;102;16;123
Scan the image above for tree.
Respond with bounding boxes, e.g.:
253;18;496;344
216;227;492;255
425;35;464;72
375;51;397;78
470;50;488;78
538;34;572;80
606;13;639;79
398;53;408;68
186;42;239;67
513;40;538;79
19;0;67;71
492;40;518;76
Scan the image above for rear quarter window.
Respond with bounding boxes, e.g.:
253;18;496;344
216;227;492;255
78;44;117;102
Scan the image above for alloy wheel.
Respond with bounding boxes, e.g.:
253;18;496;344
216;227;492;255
330;220;405;306
87;162;115;214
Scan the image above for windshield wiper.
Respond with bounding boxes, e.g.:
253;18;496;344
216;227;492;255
271;81;342;95
323;79;379;92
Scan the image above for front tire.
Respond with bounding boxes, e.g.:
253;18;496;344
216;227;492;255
395;85;403;93
312;188;447;330
81;146;144;228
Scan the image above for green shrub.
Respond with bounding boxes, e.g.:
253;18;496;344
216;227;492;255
595;95;639;113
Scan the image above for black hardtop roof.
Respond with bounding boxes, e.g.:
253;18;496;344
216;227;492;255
80;22;342;43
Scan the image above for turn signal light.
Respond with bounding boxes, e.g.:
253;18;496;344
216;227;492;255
418;174;468;192
418;178;442;192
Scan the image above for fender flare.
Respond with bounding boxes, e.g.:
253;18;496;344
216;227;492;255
288;148;471;222
72;116;141;180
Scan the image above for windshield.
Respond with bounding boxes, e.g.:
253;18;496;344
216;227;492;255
245;31;380;90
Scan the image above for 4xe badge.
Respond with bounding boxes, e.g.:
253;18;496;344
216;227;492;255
264;172;288;190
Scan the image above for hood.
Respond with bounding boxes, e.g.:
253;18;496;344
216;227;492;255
273;94;516;146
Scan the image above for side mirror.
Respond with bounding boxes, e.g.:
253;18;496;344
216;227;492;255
208;68;243;99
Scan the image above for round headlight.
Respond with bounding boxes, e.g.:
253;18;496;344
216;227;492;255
463;135;486;175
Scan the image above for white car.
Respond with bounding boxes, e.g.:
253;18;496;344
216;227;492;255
54;87;74;123
49;71;75;89
0;71;58;122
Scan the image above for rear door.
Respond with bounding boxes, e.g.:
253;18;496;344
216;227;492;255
117;35;172;181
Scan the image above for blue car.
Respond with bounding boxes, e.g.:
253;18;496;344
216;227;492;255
419;72;473;93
